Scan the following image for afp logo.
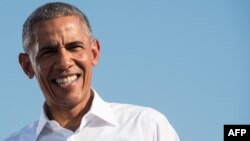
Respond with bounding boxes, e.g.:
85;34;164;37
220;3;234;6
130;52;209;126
224;125;250;141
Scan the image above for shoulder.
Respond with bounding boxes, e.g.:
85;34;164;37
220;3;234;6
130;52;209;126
109;102;169;125
108;103;180;140
3;121;38;141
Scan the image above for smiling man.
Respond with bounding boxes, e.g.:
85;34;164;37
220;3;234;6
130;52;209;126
4;2;179;141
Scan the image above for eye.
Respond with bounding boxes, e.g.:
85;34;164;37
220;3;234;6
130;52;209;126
37;48;57;58
66;41;85;52
67;45;84;52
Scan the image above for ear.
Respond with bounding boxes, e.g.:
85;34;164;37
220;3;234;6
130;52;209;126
19;53;35;79
91;39;100;66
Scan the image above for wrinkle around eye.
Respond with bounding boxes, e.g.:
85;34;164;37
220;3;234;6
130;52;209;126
66;41;86;51
67;45;85;52
36;49;58;60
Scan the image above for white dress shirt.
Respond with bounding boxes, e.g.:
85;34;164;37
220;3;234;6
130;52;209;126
4;89;180;141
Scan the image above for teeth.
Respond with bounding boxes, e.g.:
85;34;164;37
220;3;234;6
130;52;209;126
55;75;77;85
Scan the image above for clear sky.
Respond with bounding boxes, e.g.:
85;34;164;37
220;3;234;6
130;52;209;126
0;0;250;141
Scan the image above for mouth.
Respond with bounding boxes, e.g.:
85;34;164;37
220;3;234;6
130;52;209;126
52;74;81;87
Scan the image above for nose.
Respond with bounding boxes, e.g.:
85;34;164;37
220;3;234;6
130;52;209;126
55;48;74;70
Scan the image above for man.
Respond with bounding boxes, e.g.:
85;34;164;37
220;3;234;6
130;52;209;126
4;2;179;141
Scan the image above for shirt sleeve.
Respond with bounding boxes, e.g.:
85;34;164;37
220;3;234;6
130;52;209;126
153;115;180;141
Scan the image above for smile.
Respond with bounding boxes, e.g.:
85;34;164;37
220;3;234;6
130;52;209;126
55;75;78;86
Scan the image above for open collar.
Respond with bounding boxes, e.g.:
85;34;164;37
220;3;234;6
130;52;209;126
35;88;117;140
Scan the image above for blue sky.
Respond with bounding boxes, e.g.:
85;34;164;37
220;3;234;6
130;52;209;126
0;0;250;141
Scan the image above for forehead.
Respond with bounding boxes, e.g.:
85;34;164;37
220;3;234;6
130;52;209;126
32;16;89;44
36;16;82;29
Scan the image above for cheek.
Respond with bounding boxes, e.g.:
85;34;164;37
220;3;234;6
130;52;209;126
34;62;55;98
78;52;91;61
75;52;93;68
34;60;54;79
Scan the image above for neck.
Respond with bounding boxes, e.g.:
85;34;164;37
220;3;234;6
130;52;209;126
46;90;94;131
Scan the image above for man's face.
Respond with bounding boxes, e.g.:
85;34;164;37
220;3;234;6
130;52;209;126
21;16;100;109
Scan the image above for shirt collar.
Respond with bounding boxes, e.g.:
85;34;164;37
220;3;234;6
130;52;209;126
35;103;50;140
35;88;117;140
85;88;117;127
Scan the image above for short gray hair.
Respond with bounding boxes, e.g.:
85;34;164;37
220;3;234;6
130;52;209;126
23;2;92;53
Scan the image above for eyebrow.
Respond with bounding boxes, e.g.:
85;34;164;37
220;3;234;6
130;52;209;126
39;41;85;50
